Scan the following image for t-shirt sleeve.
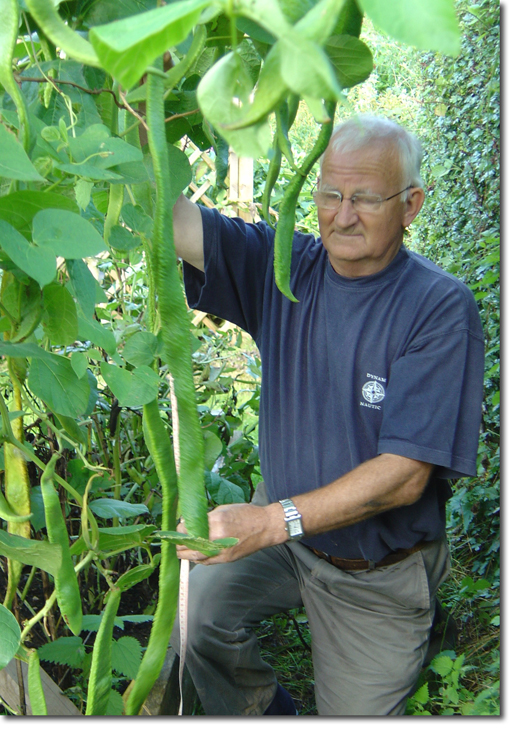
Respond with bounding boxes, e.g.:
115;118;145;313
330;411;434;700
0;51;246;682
182;206;273;342
377;283;485;479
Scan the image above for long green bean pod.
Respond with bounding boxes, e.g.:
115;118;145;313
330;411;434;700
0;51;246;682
0;0;31;151
104;184;124;247
143;56;209;539
274;100;336;302
27;649;48;716
261;133;282;227
276;101;296;171
40;453;83;636
85;586;121;716
3;359;31;610
124;399;179;715
261;95;300;227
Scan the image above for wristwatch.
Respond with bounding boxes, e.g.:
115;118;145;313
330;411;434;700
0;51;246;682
278;498;304;541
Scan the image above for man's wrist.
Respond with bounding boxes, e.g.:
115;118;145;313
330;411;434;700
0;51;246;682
278;498;304;541
263;503;294;546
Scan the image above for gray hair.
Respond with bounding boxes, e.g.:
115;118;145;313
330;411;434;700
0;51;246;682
320;115;424;199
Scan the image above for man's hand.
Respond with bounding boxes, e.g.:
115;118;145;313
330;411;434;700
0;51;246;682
175;453;432;566
176;502;287;565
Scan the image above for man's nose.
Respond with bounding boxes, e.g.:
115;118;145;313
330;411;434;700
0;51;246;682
334;198;359;226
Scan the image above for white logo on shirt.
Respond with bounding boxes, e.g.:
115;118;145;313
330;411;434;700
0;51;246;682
362;380;385;404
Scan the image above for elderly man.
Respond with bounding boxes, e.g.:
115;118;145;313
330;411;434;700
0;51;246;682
169;115;484;715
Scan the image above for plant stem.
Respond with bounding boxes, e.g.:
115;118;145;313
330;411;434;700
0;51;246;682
19;552;94;644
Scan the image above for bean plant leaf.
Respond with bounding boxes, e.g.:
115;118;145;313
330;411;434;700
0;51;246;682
32;209;106;259
70;352;89;380
121;204;153;236
233;0;292;39
0;529;62;575
111;636;142;679
42;283;79;346
0;124;46;182
325;35;374;88
54;412;89;447
203;431;224;470
0;341;54;360
70;524;155;556
29;487;46;532
28;354;91;418
89;498;150;519
358;0;460;56
197;51;272;157
278;34;340;99
155;531;238;557
0;605;21;671
0;191;78;240
109;225;141;252
89;0;211;90
122;331;159;367
77;312;117;355
168;144;193;205
294;0;347;44
83;0;158;25
0;220;56;288
100;363;160;407
205;471;247;504
37;636;85;669
67;259;101;319
115;562;159;593
75;179;94;211
68;126;143;169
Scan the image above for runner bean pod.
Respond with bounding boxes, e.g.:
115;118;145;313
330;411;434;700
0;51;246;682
27;649;48;715
142;57;209;539
40;453;83;636
0;0;30;150
85;586;121;716
124;399;179;715
274;100;336;301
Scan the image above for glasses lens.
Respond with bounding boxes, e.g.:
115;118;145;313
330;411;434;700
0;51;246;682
352;195;382;213
314;191;341;209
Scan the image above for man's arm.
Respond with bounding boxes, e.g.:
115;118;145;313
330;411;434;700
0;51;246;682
176;453;433;564
173;193;204;271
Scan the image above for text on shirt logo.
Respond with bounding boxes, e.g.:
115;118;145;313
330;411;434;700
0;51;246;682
361;373;386;410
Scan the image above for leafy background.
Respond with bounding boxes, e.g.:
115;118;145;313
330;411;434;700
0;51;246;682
0;0;499;716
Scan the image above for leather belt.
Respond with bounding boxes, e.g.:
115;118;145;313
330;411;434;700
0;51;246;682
308;541;430;571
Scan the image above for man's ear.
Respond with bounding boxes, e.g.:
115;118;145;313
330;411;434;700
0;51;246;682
403;187;425;228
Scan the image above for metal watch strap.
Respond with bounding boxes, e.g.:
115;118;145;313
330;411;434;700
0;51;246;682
278;498;304;541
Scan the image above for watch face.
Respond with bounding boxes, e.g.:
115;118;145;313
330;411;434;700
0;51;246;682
288;519;303;538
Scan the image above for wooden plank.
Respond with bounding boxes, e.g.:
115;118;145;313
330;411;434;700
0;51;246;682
0;657;82;716
227;151;254;222
190;179;212;204
188;182;215;209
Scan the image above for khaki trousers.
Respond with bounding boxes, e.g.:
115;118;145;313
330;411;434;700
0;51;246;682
170;488;450;716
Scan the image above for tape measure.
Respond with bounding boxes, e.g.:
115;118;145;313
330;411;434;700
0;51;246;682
178;557;189;716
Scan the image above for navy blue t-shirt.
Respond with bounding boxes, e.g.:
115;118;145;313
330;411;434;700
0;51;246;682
183;207;484;561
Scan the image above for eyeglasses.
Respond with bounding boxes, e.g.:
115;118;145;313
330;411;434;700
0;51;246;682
312;185;414;214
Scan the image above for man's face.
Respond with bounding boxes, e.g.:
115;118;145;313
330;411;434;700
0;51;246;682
317;142;422;278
